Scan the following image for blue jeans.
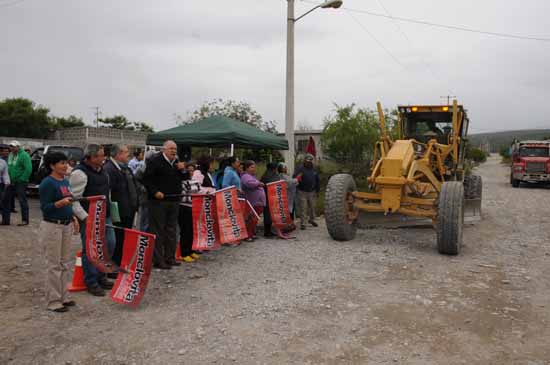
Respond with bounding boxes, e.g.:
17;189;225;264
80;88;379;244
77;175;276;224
138;203;149;232
2;182;29;224
80;217;116;288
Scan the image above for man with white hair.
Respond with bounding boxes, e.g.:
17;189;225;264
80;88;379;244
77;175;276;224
3;141;31;226
70;144;116;296
143;140;187;269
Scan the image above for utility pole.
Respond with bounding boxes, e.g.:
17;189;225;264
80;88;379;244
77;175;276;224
285;0;295;174
91;106;101;128
440;95;456;105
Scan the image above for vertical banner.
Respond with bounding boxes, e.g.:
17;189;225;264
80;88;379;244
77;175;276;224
191;194;221;251
85;195;117;273
266;180;293;238
239;198;260;238
215;187;248;244
111;229;156;307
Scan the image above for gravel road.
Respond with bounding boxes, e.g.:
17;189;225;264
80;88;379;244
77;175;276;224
1;155;549;364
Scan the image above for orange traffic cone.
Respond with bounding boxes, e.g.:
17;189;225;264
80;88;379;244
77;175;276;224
175;242;182;259
68;251;87;292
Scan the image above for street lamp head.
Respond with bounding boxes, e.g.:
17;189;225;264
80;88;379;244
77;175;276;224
320;0;343;9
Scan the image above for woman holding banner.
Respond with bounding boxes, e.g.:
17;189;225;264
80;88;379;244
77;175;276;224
38;152;79;312
221;157;241;191
178;175;203;263
278;162;299;221
260;162;281;238
240;160;265;241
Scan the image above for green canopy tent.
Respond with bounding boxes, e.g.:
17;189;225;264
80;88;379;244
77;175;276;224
146;116;289;152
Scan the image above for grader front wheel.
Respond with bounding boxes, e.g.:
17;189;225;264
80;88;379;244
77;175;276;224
325;174;358;241
437;182;464;255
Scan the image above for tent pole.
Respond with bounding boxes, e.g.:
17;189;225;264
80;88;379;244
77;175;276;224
230;144;234;157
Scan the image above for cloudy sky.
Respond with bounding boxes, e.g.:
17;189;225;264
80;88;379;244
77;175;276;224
1;0;549;133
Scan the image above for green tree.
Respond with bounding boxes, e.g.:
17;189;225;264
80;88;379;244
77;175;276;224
321;104;380;163
0;97;52;138
133;121;155;133
186;99;276;133
466;146;487;163
51;115;85;129
100;115;133;130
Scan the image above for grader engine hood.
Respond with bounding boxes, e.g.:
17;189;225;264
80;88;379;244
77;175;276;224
376;140;415;213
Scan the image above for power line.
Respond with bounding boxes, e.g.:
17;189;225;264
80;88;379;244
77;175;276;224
301;0;550;42
375;0;454;96
345;10;406;69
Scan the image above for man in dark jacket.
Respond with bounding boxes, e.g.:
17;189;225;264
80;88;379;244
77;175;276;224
293;154;320;230
103;144;139;266
142;140;187;269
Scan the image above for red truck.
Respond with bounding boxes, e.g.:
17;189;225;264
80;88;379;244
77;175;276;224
510;140;550;187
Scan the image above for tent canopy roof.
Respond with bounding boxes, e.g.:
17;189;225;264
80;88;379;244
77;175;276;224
146;116;288;150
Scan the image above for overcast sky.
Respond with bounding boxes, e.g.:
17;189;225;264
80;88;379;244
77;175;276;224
1;0;549;133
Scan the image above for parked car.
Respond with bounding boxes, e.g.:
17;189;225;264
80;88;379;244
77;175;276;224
28;145;84;193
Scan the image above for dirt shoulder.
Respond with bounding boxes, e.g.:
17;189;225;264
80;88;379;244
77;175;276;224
1;155;549;364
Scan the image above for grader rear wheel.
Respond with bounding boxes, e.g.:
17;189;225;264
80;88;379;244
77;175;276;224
437;182;464;255
325;174;358;241
464;175;482;200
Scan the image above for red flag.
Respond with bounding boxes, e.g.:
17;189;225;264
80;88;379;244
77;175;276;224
191;194;221;251
110;229;156;307
215;187;248;244
306;136;316;158
85;195;117;273
266;180;293;239
239;198;260;238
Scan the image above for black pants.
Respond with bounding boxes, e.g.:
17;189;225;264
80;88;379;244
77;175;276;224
178;205;193;257
148;200;179;265
2;182;29;224
263;206;273;236
113;214;135;266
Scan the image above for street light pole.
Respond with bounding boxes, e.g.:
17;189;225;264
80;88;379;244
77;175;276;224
285;0;295;174
284;0;343;174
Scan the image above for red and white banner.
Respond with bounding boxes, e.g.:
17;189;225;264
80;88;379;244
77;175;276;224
239;198;260;238
215;187;248;244
191;194;221;251
85;195;117;273
111;229;156;307
266;180;293;239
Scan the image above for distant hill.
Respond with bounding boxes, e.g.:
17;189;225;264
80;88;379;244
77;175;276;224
469;129;550;153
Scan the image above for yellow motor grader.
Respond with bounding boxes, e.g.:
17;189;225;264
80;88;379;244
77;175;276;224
324;100;482;255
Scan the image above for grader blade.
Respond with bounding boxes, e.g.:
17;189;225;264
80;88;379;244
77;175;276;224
464;198;482;222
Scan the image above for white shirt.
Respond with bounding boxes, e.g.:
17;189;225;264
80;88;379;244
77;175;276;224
0;159;10;185
163;153;176;166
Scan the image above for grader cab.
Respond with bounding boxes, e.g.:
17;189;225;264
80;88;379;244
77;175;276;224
324;100;482;255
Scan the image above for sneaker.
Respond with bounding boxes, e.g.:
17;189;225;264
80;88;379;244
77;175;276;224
17;221;29;226
309;221;318;227
190;253;201;260
300;225;306;230
181;256;195;263
154;262;172;270
97;278;114;290
63;300;76;307
87;285;106;297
